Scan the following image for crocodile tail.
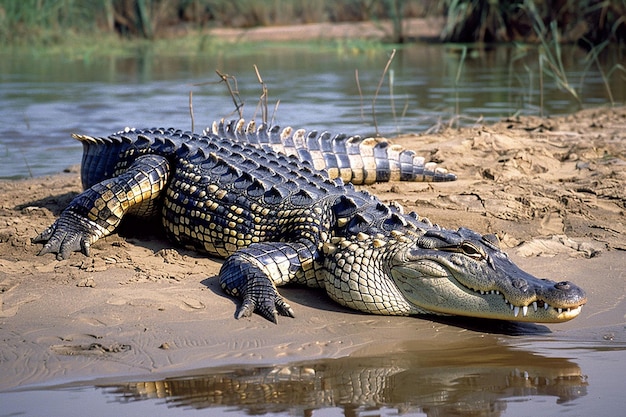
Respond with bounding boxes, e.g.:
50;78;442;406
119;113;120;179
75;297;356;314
205;119;456;184
72;130;135;189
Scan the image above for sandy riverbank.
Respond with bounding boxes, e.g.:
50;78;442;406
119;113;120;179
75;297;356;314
0;106;624;390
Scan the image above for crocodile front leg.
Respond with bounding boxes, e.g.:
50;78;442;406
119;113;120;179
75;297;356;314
219;241;320;323
34;154;170;259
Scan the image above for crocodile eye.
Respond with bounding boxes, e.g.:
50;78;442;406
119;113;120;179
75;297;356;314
460;241;485;260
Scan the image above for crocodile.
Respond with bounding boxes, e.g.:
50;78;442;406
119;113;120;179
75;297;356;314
205;119;457;183
33;123;587;323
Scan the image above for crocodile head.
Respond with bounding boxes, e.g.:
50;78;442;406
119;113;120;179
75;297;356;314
389;227;587;323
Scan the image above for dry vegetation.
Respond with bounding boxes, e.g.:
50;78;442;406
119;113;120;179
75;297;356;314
2;0;625;46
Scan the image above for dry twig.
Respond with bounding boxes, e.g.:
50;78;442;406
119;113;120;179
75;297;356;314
215;69;244;119
188;91;195;132
372;49;396;136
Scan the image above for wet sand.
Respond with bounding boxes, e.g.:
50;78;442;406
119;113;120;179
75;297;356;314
1;106;625;390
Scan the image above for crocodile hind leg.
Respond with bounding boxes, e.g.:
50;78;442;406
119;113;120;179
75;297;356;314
219;241;320;323
34;154;170;260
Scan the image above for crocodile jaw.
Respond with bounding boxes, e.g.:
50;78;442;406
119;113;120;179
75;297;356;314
390;259;586;323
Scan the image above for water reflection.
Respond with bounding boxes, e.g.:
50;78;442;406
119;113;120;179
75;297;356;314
100;338;587;416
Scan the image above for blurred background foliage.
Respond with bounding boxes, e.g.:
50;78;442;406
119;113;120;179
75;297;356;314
1;0;624;46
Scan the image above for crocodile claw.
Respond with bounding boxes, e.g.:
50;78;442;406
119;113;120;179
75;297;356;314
34;227;91;260
32;212;100;260
236;292;295;323
220;249;297;323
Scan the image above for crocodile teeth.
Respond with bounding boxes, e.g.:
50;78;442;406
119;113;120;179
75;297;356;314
557;308;563;314
532;301;538;312
544;303;550;310
522;305;528;317
513;306;520;317
480;290;501;295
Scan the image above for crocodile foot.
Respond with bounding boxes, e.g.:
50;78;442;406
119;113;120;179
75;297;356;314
220;252;295;323
236;291;295;323
33;211;104;260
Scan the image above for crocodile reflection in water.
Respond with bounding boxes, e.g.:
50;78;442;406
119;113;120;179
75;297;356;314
100;338;587;416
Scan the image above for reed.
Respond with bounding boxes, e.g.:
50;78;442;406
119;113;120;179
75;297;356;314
453;45;468;128
440;0;509;43
518;0;626;114
580;39;626;107
371;49;397;136
440;0;625;45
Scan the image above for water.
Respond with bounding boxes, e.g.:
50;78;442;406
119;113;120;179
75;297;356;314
2;336;624;416
1;43;624;179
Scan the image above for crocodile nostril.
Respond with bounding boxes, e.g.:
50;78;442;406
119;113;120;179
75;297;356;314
555;281;571;290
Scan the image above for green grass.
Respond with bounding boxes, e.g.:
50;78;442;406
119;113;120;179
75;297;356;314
0;0;109;45
0;31;391;63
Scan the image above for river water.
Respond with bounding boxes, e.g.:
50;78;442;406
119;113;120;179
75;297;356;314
1;43;624;179
1;42;625;415
1;327;625;416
